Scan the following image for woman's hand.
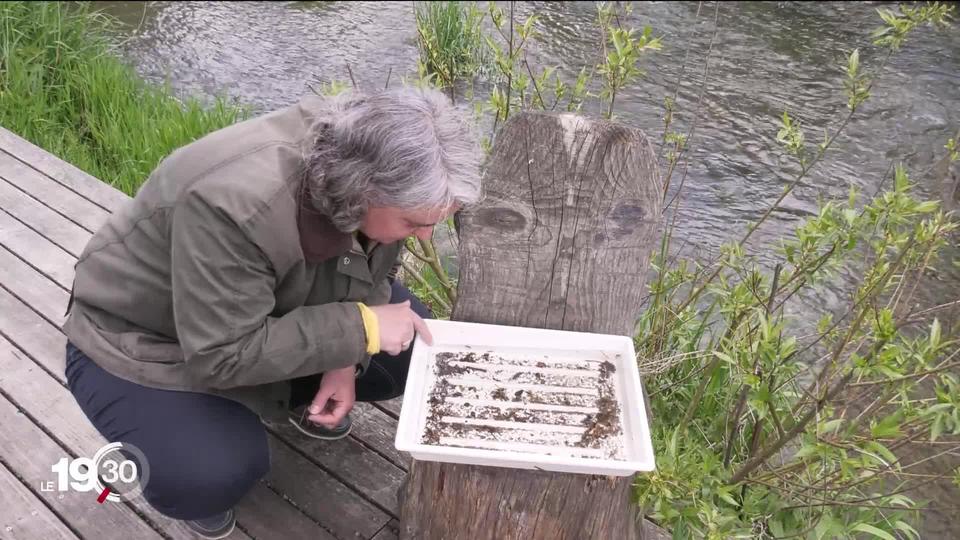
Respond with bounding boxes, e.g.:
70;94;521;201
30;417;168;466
307;365;356;428
370;300;434;355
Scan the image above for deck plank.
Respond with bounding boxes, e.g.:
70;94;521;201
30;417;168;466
266;435;390;539
0;150;111;233
0;177;92;257
0;461;78;540
0;210;75;290
0;392;164;539
270;422;404;515
352;403;410;470
377;397;404;419
0;285;67;373
0;128;129;212
0;245;68;327
235;482;337;540
371;519;400;540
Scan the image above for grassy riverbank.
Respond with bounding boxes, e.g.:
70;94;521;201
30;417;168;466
0;1;245;195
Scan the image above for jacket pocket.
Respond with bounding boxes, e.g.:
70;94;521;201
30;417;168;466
118;332;184;364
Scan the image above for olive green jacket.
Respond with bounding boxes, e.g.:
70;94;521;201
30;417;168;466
62;95;401;421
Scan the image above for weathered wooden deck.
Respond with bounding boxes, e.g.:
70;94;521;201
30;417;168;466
0;126;407;540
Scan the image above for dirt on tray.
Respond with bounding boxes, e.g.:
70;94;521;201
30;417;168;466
421;350;624;458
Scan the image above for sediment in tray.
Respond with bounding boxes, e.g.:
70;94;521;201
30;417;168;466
422;351;624;459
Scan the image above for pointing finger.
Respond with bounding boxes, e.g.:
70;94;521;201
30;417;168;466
411;313;433;346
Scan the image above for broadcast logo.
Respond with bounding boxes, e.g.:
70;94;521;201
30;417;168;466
41;442;150;503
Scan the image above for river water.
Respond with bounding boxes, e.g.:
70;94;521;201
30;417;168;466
93;1;959;317
91;1;958;535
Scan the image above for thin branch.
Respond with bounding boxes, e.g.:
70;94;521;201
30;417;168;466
799;234;918;409
730;340;882;484
768;405;787;439
503;1;515;121
742;49;893;249
894;444;960;472
346;63;359;91
649;356;713;397
845;385;900;435
399;259;451;313
522;57;545;109
781;500;941;512
833;474;949;507
724;265;781;466
657;1;703;160
417;237;456;303
848;358;960;388
802;426;937;495
905;299;960;323
661;1;721;211
403;240;435;265
679;312;745;430
654;50;897;333
767;159;897;320
770;512;826;540
874;438;960;446
890;241;939;319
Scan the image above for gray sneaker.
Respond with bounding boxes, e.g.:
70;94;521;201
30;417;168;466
185;508;235;539
288;406;352;440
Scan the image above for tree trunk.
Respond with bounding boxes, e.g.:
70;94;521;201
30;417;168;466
400;112;664;540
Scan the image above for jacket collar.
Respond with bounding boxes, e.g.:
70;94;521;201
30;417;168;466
296;181;354;264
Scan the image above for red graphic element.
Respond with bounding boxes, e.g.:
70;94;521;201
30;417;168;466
96;487;111;504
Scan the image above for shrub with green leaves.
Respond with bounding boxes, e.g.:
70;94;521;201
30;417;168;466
596;2;662;119
632;4;959;537
408;2;959;538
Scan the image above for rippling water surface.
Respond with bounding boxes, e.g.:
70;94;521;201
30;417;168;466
95;1;959;316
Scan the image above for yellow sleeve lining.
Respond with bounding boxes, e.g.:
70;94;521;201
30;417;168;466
356;303;380;355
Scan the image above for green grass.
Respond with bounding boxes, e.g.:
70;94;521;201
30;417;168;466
414;1;487;88
0;1;246;196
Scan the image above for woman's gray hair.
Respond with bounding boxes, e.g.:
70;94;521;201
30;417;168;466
303;87;482;232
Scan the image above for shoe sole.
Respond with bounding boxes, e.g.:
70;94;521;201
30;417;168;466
287;417;352;440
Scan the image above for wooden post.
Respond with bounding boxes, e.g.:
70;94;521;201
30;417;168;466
399;112;664;539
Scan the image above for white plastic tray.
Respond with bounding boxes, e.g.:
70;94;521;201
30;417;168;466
394;319;656;476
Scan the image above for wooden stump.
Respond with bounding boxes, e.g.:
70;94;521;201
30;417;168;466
399;112;663;540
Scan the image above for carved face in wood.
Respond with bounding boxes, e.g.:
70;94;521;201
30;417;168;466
360;204;459;243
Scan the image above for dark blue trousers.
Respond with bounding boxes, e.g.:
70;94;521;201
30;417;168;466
65;281;430;520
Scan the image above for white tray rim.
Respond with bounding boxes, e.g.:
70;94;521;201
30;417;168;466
394;319;657;476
